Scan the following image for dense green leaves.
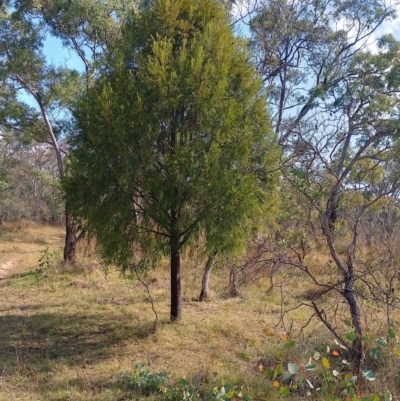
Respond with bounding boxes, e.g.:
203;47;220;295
66;0;278;318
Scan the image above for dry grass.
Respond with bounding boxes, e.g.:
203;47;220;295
0;223;399;400
0;223;281;400
0;221;64;273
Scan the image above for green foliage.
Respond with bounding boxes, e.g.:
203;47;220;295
117;363;168;395
38;245;60;270
116;364;251;400
262;328;399;400
161;378;201;401
32;246;61;283
4;0;136;70
209;382;250;401
66;0;279;318
0;0;138;226
162;379;250;401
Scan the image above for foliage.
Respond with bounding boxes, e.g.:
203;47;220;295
2;0;400;395
0;135;64;223
250;0;400;374
117;363;168;395
263;325;399;400
0;0;138;259
38;245;61;270
66;0;279;320
116;363;251;400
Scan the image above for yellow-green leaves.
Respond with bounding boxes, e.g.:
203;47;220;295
67;0;278;321
321;357;330;369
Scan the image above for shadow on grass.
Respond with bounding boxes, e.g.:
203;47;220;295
6;269;42;279
0;309;161;400
0;302;66;313
0;311;156;372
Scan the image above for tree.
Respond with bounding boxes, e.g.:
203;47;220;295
250;0;398;147
0;3;81;261
198;251;218;301
0;0;137;262
65;0;279;321
265;38;400;374
249;0;400;374
14;0;137;84
0;133;64;223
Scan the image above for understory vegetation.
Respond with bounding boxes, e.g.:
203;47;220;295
1;222;400;401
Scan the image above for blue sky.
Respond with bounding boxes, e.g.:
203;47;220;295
18;36;84;108
43;36;85;72
20;6;400;110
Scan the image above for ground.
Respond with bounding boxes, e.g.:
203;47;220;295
0;222;281;400
0;222;399;400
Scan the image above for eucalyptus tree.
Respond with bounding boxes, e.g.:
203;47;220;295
250;0;399;145
249;0;400;374
13;0;137;83
65;0;279;321
0;0;136;262
269;35;400;374
250;0;400;230
0;3;81;261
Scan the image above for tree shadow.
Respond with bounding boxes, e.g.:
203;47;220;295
6;269;44;279
0;311;155;372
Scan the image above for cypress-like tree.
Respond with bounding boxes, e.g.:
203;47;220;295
65;0;279;321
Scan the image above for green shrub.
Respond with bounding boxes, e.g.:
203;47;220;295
116;363;168;395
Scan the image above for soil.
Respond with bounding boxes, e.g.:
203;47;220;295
0;258;21;279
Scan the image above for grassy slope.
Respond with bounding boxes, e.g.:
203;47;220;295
0;223;399;401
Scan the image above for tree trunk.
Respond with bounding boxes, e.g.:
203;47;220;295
199;253;217;301
13;75;77;264
228;266;239;297
326;187;340;234
327;201;338;233
343;274;363;375
63;205;77;264
0;211;7;226
170;245;182;321
326;123;352;233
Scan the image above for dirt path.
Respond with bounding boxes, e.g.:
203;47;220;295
0;257;21;279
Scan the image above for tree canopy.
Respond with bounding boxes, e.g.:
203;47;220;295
65;0;279;321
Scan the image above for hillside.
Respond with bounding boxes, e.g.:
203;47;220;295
1;222;399;401
0;223;277;400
